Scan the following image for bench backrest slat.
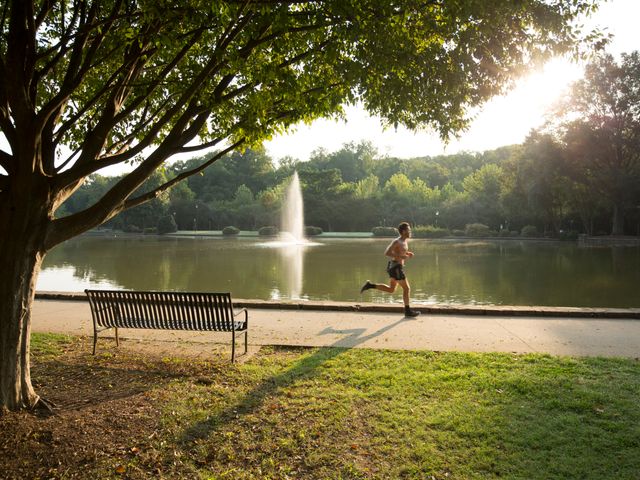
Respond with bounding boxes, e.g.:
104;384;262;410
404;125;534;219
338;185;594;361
153;292;166;329
147;293;159;325
167;292;178;328
85;290;241;332
183;292;194;329
200;293;210;330
191;293;202;330
222;293;232;328
211;294;221;330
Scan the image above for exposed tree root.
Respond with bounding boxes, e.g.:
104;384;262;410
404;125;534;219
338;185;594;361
31;396;57;416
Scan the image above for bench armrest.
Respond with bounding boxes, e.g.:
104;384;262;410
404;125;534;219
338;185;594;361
233;308;248;330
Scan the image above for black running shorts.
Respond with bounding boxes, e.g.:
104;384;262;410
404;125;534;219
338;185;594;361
386;261;406;281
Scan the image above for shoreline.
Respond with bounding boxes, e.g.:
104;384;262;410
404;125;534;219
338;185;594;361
35;291;640;319
82;229;640;245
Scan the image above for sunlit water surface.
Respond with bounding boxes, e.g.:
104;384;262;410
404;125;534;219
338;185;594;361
38;235;640;308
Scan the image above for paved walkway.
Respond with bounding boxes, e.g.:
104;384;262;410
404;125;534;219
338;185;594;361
31;298;640;359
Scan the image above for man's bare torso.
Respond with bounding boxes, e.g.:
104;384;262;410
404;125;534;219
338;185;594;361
386;236;409;264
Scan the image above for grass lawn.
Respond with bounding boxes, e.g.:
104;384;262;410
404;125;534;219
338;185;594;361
1;333;638;479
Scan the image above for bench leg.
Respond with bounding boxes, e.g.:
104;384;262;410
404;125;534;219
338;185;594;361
92;328;98;355
231;331;236;363
244;330;248;355
115;327;120;347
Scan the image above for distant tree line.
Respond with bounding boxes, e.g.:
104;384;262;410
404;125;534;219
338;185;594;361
59;53;640;237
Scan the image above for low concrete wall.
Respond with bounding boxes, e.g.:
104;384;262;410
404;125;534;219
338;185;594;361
578;235;640;247
35;291;640;319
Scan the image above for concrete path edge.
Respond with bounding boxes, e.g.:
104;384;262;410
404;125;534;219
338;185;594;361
35;291;640;319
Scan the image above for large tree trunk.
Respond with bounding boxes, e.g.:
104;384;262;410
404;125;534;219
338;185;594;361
0;239;45;410
0;174;51;411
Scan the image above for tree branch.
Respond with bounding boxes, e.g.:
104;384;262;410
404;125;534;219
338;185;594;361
0;59;17;153
35;4;85;82
46;120;241;250
6;0;34;125
123;140;244;210
0;149;13;174
34;0;56;30
54;9;257;184
52;44;137;144
100;96;176;157
35;1;116;133
175;137;224;154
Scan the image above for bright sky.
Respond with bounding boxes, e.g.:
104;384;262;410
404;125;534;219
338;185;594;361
264;0;640;162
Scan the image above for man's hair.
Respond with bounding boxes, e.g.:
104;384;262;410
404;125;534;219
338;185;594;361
398;222;410;234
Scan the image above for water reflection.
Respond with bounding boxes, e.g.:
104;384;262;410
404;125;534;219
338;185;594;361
257;238;319;300
277;245;304;300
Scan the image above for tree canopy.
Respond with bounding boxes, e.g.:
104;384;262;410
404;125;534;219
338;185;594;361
548;52;640;234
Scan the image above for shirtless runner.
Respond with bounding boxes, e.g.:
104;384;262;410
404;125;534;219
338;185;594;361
360;222;421;317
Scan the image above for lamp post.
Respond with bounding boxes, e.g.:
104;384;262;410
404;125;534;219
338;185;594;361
193;204;198;231
435;210;439;227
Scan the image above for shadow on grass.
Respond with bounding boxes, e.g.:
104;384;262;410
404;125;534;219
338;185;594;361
180;316;408;443
32;352;193;413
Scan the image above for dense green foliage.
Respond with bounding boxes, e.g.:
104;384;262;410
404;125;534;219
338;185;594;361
548;52;640;235
59;52;640;237
258;226;280;236
63;133;640;236
222;226;240;236
305;226;323;236
156;214;177;235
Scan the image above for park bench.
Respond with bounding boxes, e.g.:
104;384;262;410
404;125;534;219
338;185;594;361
85;289;248;362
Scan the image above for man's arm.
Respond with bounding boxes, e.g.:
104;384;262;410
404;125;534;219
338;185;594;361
384;240;399;258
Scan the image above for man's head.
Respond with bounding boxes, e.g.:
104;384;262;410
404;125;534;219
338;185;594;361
398;222;411;238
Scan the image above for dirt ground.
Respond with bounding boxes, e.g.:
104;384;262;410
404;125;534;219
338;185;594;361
0;336;245;480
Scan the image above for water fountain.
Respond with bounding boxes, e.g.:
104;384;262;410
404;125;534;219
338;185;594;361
281;171;305;243
263;171;319;299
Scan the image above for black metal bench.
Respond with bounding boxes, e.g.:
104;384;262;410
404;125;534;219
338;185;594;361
85;290;248;362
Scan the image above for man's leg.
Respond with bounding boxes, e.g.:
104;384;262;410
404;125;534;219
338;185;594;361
398;279;420;317
360;278;397;293
376;278;397;293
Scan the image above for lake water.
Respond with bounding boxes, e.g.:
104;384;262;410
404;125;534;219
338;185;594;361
37;235;640;308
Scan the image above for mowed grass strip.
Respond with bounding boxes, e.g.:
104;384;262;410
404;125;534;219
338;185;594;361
12;334;640;479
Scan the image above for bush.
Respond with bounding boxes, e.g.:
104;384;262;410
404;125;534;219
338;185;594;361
258;226;279;236
372;226;398;237
412;225;450;238
510;230;520;237
521;225;539;237
123;224;142;233
499;229;511;237
305;226;323;236
465;223;490;237
559;229;579;241
157;215;177;234
222;226;240;236
143;227;157;235
451;229;466;237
